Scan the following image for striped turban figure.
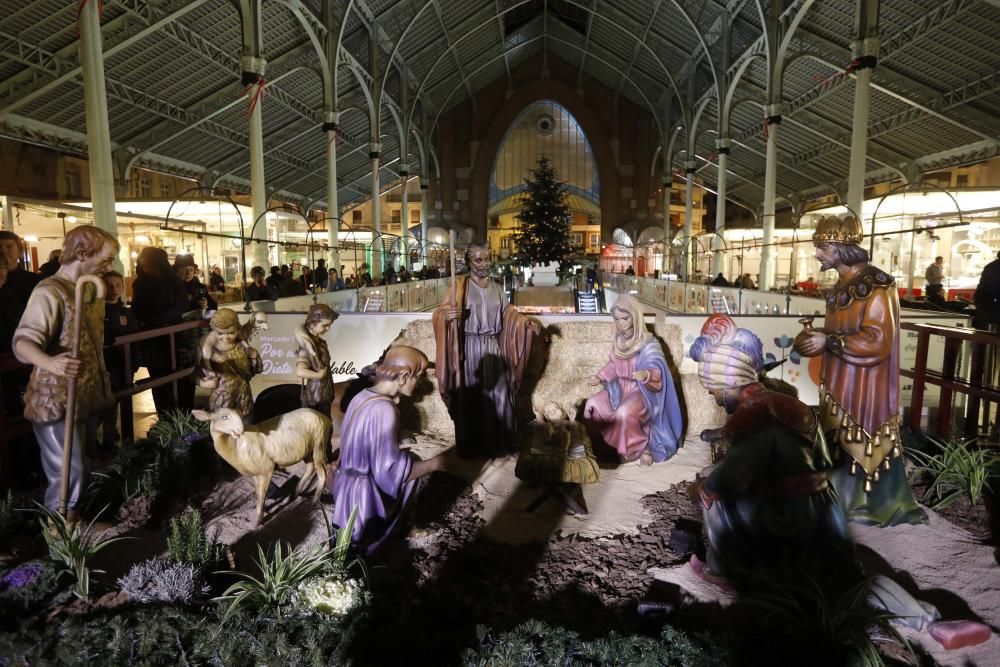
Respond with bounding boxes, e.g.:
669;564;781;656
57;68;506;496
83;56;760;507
689;314;764;413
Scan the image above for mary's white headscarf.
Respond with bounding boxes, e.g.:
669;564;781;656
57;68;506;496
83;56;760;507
611;294;650;358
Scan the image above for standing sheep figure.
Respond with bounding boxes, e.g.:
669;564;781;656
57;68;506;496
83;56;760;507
192;407;331;526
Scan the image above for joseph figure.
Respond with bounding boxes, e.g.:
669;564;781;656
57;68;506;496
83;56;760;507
793;215;926;526
433;242;540;457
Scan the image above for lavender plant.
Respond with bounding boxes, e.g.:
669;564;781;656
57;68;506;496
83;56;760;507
118;559;211;604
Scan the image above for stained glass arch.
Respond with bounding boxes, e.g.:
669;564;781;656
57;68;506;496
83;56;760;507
488;100;600;219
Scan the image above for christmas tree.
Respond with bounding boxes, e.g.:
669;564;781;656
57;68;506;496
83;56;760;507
511;156;573;269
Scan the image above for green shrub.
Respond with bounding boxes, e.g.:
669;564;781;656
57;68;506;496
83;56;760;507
84;441;166;518
37;503;133;601
738;576;910;667
0;604;210;666
194;608;353;666
908;435;1000;509
462;620;728;667
0;602;354;666
166;508;225;571
0;602;727;667
148;409;208;450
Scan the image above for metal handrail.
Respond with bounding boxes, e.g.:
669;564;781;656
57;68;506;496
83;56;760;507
1;319;212;444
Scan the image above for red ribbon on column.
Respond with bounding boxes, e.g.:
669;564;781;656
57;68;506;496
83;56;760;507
325;124;343;147
811;58;863;88
76;0;104;32
245;77;267;117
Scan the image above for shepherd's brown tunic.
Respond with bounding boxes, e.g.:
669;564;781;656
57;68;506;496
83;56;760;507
15;276;112;424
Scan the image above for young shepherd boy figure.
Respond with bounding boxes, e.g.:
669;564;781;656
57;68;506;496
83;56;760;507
13;226;119;521
331;345;452;556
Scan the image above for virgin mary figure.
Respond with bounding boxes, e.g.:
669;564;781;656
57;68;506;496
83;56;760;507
583;294;683;464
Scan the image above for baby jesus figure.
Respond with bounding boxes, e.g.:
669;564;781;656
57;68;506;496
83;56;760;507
516;402;599;486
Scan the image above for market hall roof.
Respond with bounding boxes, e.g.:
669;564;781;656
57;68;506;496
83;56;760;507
1;0;998;214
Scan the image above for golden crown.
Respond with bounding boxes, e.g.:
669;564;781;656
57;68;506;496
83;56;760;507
812;215;863;245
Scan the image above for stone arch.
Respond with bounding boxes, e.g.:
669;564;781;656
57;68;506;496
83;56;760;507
470;77;621;242
612;227;635;246
636;225;664;244
425;226;451;245
633;225;666;277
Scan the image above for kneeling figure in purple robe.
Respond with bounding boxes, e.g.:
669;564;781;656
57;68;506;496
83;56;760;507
331;345;451;556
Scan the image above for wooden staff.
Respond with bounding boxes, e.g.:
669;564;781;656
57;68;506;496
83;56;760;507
60;275;106;518
449;230;460;389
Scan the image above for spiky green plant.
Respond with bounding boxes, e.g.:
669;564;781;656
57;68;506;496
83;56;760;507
36;503;133;601
84;443;164;517
330;504;358;569
215;542;333;623
166;508;225;571
740;576;911;667
215;506;359;623
148;409;209;450
908;436;1000;509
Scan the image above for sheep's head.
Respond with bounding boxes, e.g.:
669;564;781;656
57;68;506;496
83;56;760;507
252;312;269;332
192;408;246;437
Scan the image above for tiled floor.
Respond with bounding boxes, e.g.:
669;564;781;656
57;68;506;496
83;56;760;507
125;369;211;441
128;368;158;440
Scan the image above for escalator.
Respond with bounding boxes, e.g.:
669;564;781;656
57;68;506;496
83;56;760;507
574;287;603;314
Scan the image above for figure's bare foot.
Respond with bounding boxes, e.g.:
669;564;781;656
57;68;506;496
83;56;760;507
689;554;736;594
640;450;654;466
620;450;642;464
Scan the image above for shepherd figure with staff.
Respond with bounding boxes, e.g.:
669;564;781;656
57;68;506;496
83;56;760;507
13;226;119;523
433;240;540;458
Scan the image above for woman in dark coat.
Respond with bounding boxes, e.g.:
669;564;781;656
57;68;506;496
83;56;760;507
131;247;196;412
174;258;217;312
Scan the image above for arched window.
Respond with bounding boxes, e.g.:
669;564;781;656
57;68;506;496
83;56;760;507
489;100;599;218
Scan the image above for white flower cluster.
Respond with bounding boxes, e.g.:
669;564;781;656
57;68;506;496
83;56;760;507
298;575;362;616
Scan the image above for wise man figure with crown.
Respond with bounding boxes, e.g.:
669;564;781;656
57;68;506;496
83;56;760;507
793;215;926;527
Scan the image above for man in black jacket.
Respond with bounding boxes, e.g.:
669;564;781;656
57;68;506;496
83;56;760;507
39;250;61;278
208;266;226;293
246;266;278;301
314;259;329;291
101;270;138;450
0;230;41;318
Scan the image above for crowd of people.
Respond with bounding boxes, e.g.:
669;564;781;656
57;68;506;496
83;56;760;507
242;260;451;302
1;232;231;451
611;254;1000;324
708;272;758;289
